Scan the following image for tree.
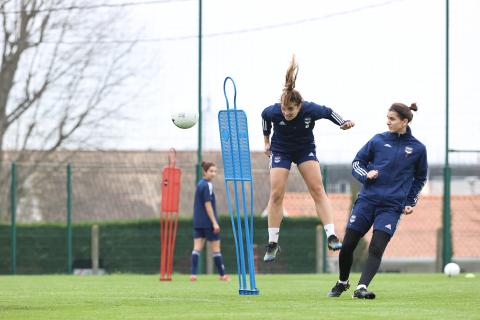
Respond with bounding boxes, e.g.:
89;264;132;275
0;0;137;220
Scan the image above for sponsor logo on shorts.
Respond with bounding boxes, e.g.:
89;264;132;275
308;152;315;157
385;224;392;230
349;215;356;223
274;156;281;163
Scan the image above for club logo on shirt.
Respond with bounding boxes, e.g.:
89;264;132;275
405;146;413;154
274;156;281;163
304;117;311;128
279;121;286;126
384;143;392;148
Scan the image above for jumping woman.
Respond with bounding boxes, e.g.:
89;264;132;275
261;56;355;262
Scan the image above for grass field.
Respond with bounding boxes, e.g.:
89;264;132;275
0;273;478;319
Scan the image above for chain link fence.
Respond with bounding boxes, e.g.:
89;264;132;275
0;150;479;274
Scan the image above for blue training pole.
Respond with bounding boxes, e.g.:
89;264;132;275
218;77;259;295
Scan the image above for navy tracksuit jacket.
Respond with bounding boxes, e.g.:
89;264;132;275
352;126;428;208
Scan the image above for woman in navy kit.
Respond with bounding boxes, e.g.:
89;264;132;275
262;56;355;262
190;161;229;281
328;103;428;299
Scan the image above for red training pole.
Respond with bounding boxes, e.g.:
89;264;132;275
160;149;181;281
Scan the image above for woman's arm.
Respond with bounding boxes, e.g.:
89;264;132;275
261;108;272;157
264;135;271;156
204;201;220;234
406;147;428;207
352;137;376;184
311;103;354;129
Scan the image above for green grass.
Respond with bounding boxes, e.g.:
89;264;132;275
0;273;478;319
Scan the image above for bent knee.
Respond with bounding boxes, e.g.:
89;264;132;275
341;239;357;252
269;191;285;204
309;186;326;201
368;244;384;259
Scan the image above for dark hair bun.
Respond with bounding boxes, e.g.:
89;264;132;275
409;103;418;112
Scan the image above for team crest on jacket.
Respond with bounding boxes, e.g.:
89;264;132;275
304;117;311;128
405;146;413;154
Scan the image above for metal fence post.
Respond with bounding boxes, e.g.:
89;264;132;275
67;164;73;274
206;241;213;274
10;162;17;275
322;165;328;273
316;225;324;273
91;224;99;275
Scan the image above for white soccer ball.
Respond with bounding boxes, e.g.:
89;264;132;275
171;111;198;129
444;262;460;277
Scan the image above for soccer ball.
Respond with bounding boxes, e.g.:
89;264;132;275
171;111;198;129
444;262;460;277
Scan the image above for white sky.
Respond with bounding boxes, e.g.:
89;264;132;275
107;0;479;164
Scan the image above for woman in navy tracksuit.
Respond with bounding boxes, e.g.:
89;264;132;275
261;56;355;262
328;102;428;299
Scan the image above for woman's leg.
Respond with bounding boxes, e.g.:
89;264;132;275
358;230;391;288
297;160;341;249
264;167;289;262
267;167;290;241
328;228;363;297
339;229;363;281
191;238;205;277
352;230;391;299
210;240;227;278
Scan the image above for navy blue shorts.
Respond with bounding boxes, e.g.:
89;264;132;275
346;198;403;237
193;227;220;241
270;149;318;170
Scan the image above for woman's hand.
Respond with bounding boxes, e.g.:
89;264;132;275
264;143;271;157
403;206;414;215
340;120;355;130
213;223;220;234
367;170;378;180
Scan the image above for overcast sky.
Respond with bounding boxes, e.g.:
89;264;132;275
90;0;480;164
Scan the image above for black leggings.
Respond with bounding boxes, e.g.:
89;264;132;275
339;229;391;287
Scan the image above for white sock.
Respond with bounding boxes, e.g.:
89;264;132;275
324;224;335;238
338;280;349;285
357;284;367;290
268;228;280;243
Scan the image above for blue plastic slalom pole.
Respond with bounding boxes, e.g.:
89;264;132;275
224;180;242;288
248;183;257;289
218;76;259;295
228;115;247;289
231;107;255;293
224;77;247;289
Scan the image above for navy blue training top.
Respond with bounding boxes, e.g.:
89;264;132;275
261;101;346;153
352;126;428;208
193;178;218;228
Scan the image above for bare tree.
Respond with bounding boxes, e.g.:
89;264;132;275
0;0;138;220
